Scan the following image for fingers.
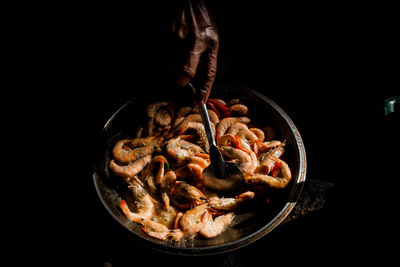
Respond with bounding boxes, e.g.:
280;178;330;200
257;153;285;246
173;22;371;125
195;35;219;104
176;48;203;86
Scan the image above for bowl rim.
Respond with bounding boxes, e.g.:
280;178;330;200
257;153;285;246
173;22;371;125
92;84;307;255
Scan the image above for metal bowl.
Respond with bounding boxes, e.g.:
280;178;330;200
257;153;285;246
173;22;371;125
92;83;307;255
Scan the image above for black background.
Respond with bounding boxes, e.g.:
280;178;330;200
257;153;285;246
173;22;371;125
15;1;399;266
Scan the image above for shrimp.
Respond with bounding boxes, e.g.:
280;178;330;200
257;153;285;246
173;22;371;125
192;109;220;125
178;122;214;152
112;139;154;163
207;191;255;210
189;156;209;169
140;219;172;240
247;151;258;175
130;136;163;147
147;101;170;135
216;117;251;142
229;104;249;115
179;204;209;237
258;140;282;153
246;156;292;189
249;128;265;142
166;137;204;163
228;123;258;145
172;181;207;206
152;156;176;208
109;154;152;179
220;146;252;174
259;142;285;173
199;212;234;239
187;163;204;188
155;108;172;126
119;177;157;223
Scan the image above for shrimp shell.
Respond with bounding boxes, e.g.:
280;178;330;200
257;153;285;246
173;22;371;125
109;155;152;178
216;117;251;142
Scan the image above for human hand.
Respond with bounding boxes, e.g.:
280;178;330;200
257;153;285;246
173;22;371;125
169;0;219;104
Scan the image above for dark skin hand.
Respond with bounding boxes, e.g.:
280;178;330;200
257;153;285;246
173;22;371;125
169;0;219;104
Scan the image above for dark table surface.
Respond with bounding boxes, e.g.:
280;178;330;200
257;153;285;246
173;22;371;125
18;2;399;266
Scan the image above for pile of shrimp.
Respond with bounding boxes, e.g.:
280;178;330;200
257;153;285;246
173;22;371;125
109;99;291;241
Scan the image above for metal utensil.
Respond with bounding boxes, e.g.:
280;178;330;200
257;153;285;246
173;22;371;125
190;84;245;191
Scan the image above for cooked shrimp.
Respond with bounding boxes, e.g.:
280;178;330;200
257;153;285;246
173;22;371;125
189;156;209;169
226;99;240;107
247;151;258;175
208;191;255;210
216;117;251;142
258;140;282;152
177;106;193;117
166;137;204;163
179;121;214;152
109;154;152;179
229;104;249;115
130;136;163;147
199;212;234;238
172;181;207;206
147;101;170;135
259;142;285;173
140;219;172;240
119;177;156;223
112;139;154;163
187;163;204;188
192;109;220;125
246;156;292;189
220;146;252;174
155;108;172;126
179;204;209;237
249;128;265;142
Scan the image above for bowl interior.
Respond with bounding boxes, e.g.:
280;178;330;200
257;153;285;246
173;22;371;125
93;83;306;255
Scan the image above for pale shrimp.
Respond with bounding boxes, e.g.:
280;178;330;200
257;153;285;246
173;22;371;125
258;140;282;153
246;151;258;175
147;101;170;135
229;104;249;115
140;155;167;194
259;142;285;173
152;156;176;208
189;156;209;169
228;123;259;145
166;137;204;163
119;177;156;223
155;108;172;126
179;204;209;237
179;121;215;152
172;181;207;206
246;156;292;189
226;98;240;107
140;219;172;240
216;117;251;142
207;191;255;210
109;154;152;179
192;109;220;125
199;212;234;238
249;128;265;142
187;163;204;188
130;136;163;147
177;106;193;117
159;171;177;209
112;139;154;163
220;146;252;174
